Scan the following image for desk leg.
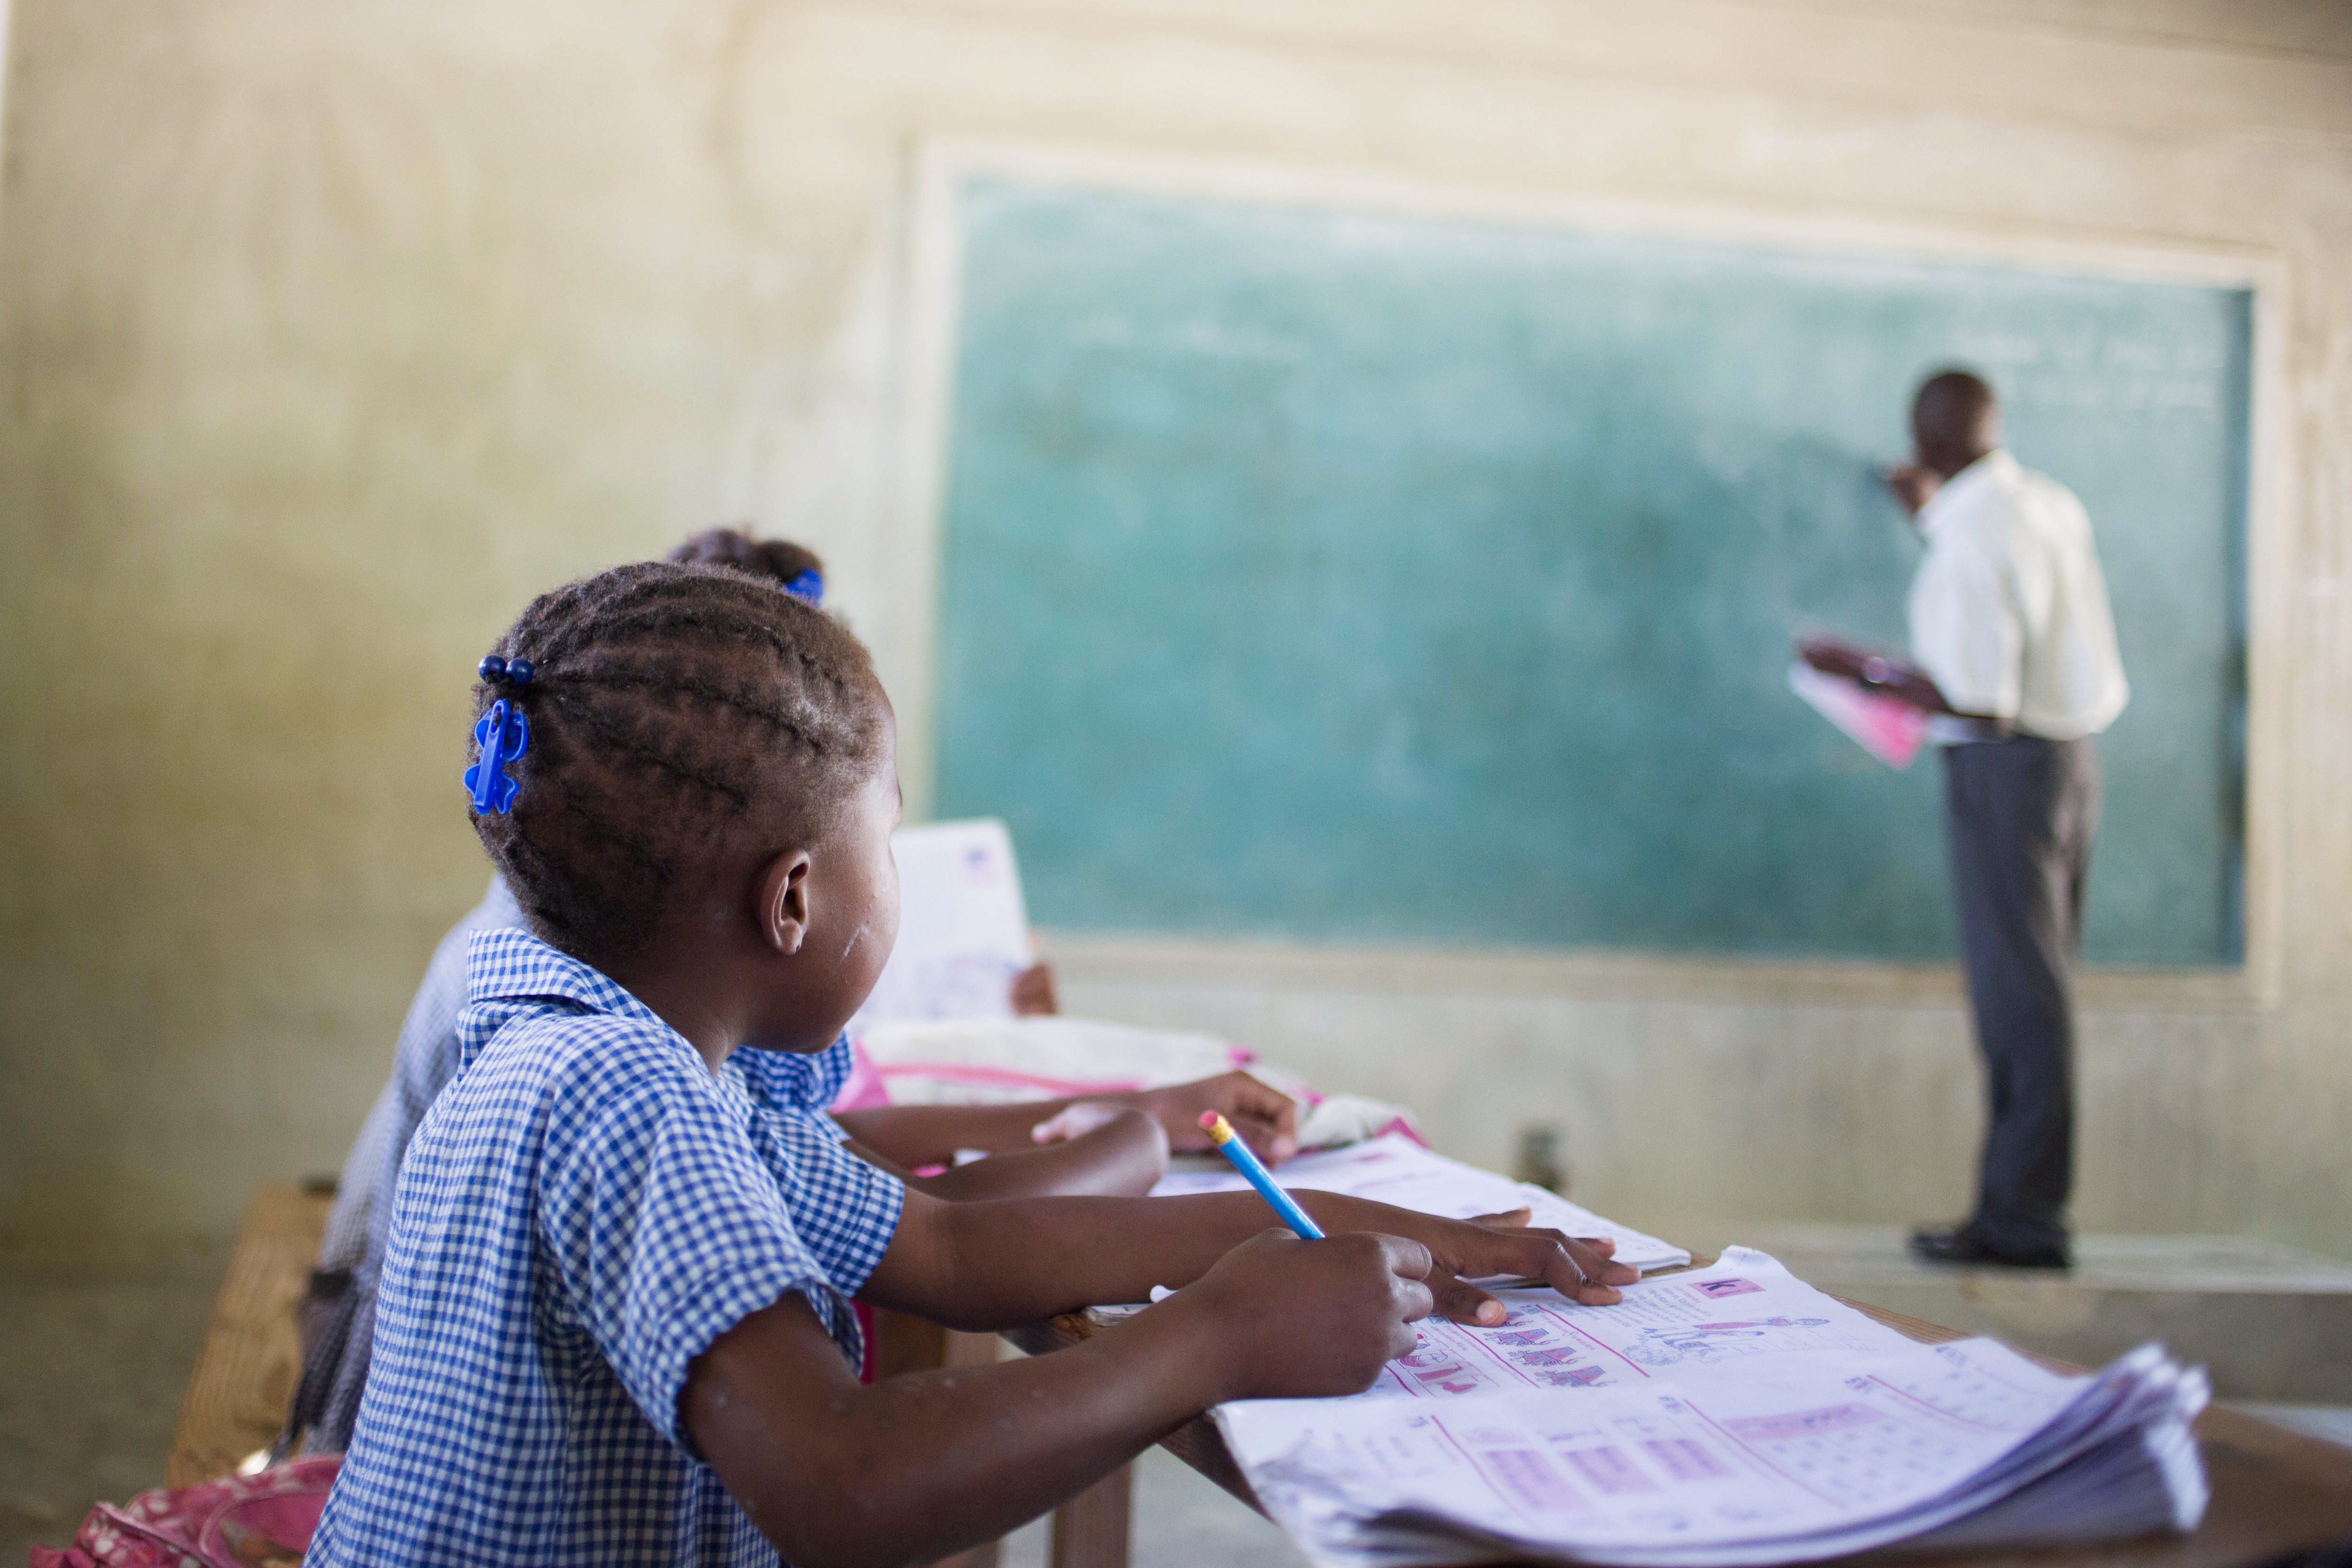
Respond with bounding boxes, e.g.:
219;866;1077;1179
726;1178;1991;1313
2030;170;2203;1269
1049;1461;1133;1568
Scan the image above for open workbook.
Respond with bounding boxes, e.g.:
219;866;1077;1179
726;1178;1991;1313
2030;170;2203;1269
1106;1167;2204;1566
1207;1248;2206;1566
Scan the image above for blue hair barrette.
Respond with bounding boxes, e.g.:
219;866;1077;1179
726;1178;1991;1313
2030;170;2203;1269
465;655;535;814
783;568;824;607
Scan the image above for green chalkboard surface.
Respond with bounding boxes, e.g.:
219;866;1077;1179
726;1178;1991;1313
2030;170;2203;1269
934;180;2249;965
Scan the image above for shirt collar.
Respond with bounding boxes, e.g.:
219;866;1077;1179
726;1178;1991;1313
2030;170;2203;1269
462;926;853;1113
465;926;666;1026
1917;449;2017;537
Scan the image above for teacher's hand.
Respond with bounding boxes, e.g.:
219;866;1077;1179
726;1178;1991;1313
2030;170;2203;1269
1796;635;1870;682
1884;461;1943;517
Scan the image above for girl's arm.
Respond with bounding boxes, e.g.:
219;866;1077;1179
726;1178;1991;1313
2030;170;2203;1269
832;1069;1299;1167
845;1107;1168;1200
685;1227;1432;1568
860;1185;1636;1332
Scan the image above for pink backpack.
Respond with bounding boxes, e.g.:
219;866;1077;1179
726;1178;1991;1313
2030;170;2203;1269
29;1456;338;1568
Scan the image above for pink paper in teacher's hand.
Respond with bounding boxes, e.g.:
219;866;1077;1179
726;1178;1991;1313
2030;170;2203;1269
1788;662;1931;770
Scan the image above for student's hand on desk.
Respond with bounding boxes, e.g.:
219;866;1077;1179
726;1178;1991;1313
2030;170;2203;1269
1168;1228;1431;1400
1128;1071;1300;1164
1029;1070;1297;1163
1008;961;1060;1016
1304;1195;1637;1322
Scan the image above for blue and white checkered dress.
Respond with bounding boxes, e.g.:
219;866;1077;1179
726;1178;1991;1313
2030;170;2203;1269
309;928;905;1567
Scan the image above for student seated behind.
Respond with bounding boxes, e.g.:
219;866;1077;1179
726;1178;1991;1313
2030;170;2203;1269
306;560;1631;1566
289;530;1296;1456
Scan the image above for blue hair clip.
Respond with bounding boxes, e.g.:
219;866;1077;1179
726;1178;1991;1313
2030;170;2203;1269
465;656;535;813
783;568;824;607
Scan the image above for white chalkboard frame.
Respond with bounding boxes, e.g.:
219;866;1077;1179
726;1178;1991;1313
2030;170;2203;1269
878;137;2290;1008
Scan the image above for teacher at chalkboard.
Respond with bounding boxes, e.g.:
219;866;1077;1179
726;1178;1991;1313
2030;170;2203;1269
1799;369;2128;1271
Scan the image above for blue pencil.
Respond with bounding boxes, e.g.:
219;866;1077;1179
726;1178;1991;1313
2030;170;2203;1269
1201;1112;1325;1239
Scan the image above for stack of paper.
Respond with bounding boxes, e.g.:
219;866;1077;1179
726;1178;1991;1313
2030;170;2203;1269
1213;1249;2208;1566
1152;1134;1692;1275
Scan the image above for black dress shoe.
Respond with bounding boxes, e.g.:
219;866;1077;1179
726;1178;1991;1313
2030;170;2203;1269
1908;1224;2070;1270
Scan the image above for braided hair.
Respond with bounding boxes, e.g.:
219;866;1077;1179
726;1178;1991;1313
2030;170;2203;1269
467;560;887;962
667;527;825;587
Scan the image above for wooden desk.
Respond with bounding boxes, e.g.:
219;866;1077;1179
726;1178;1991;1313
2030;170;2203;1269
1014;1296;2352;1568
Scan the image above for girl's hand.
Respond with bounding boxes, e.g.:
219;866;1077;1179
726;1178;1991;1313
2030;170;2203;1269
1304;1196;1638;1322
1029;1100;1131;1144
1134;1071;1299;1164
1162;1228;1432;1402
1008;962;1060;1016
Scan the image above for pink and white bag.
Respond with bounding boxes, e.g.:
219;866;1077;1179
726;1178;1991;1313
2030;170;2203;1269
30;1456;339;1568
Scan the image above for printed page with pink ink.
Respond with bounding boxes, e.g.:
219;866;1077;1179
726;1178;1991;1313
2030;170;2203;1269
1208;1248;2209;1566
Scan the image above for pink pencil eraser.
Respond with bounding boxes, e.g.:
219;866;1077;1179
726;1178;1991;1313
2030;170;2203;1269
1199;1111;1222;1133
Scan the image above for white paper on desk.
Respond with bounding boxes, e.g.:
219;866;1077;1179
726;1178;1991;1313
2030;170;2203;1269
1221;1340;2056;1566
1351;1249;1914;1401
1151;1134;1691;1274
1218;1328;2206;1568
850;818;1032;1033
1788;661;1929;770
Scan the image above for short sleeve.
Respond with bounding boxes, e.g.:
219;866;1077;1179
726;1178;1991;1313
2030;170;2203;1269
1909;535;2021;721
532;1028;864;1448
740;1099;905;1295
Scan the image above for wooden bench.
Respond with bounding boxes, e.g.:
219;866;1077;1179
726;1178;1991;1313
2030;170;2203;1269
167;1183;334;1487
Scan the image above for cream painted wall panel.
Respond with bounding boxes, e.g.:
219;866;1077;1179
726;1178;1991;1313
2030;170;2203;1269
1409;998;1987;1232
867;0;2352;139
1771;0;2352;62
1053;960;2282;1244
0;0;874;1241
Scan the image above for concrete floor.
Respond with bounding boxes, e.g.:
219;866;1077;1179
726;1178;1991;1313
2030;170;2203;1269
2220;1404;2352;1452
1000;1451;1308;1568
0;1241;231;1563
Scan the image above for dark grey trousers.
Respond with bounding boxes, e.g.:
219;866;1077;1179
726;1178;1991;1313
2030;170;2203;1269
1941;736;2101;1256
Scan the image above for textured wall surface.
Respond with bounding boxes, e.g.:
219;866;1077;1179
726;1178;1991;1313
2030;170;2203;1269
2;0;2348;1252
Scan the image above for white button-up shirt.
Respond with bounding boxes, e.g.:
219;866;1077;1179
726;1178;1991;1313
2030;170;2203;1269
1907;450;2129;742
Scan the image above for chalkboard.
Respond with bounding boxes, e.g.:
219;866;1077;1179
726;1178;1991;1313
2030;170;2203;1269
933;179;2250;965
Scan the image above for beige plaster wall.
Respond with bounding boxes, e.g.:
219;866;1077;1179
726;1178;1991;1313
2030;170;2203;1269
2;0;2347;1252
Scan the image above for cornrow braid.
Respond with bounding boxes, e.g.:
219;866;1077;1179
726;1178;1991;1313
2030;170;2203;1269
667;526;824;588
467;560;886;963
